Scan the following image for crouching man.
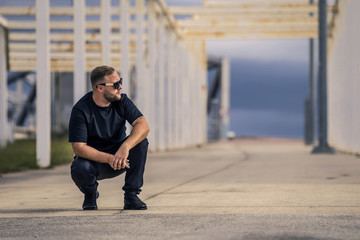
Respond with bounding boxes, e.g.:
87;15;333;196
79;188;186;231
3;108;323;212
68;65;150;210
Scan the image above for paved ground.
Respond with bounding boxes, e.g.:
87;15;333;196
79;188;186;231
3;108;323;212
1;138;360;239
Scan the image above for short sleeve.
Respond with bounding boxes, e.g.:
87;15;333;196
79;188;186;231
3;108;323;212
122;94;143;124
68;107;88;143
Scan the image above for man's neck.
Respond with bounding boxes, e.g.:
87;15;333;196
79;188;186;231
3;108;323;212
92;92;110;107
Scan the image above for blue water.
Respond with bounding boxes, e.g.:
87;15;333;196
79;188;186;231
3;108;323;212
230;108;304;139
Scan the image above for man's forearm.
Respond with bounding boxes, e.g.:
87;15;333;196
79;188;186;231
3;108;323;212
72;143;110;164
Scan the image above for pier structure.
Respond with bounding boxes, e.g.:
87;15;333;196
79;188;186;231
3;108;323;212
1;0;359;167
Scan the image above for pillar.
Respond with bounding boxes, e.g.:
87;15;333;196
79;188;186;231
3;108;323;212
101;0;111;65
120;0;130;94
312;0;336;153
36;0;51;167
0;23;8;147
147;0;156;151
136;0;145;110
73;0;86;103
220;57;230;140
157;16;165;151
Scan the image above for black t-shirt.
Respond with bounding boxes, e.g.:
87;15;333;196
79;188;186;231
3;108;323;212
68;92;143;153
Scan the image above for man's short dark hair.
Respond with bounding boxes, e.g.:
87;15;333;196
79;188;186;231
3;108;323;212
90;65;116;90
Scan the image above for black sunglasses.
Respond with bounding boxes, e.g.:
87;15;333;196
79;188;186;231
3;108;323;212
96;78;123;89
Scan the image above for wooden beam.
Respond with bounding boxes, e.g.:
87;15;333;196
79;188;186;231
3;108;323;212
181;32;318;40
0;5;330;17
203;0;324;7
0;15;8;27
10;59;136;71
202;0;334;10
7;20;149;30
155;0;181;38
0;6;144;16
176;18;318;27
180;26;318;33
10;52;137;60
169;5;320;15
189;14;320;21
9;42;137;52
9;32;148;42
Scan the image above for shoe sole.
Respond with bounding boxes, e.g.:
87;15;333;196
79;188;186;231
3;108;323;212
83;206;98;210
123;205;147;210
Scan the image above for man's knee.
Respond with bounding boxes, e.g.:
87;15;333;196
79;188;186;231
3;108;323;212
71;157;97;182
134;138;149;151
128;138;148;164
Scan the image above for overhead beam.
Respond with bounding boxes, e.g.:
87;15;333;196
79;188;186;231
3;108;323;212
8;32;149;42
7;20;149;30
179;25;317;32
155;0;181;38
168;6;320;15
9;42;137;52
203;0;331;8
182;31;318;40
177;18;318;27
0;6;144;16
204;0;314;6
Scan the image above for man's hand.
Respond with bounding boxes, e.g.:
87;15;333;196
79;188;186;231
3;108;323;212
107;116;149;170
108;145;131;170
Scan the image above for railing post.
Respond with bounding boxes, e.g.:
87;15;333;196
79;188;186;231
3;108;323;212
220;57;230;140
304;0;316;145
147;0;156;152
120;0;130;95
158;16;165;151
36;0;51;167
101;0;111;65
0;21;8;148
73;0;86;103
136;0;145;109
312;0;335;154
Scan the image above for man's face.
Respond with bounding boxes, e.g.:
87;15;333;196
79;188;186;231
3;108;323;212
102;72;122;102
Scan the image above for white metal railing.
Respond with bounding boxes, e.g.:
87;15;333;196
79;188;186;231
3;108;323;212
0;15;9;147
0;0;208;166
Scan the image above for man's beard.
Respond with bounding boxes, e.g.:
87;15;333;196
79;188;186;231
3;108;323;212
104;91;121;102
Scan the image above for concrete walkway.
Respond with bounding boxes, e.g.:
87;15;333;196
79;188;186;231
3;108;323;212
1;138;360;239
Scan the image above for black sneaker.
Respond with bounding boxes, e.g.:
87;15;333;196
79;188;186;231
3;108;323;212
124;193;147;210
82;191;99;210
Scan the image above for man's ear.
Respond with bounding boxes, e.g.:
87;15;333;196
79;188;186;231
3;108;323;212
96;85;104;93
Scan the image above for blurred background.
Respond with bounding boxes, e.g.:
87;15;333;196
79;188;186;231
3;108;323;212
0;0;359;172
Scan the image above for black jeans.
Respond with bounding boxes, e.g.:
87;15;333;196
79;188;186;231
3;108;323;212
70;138;148;195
